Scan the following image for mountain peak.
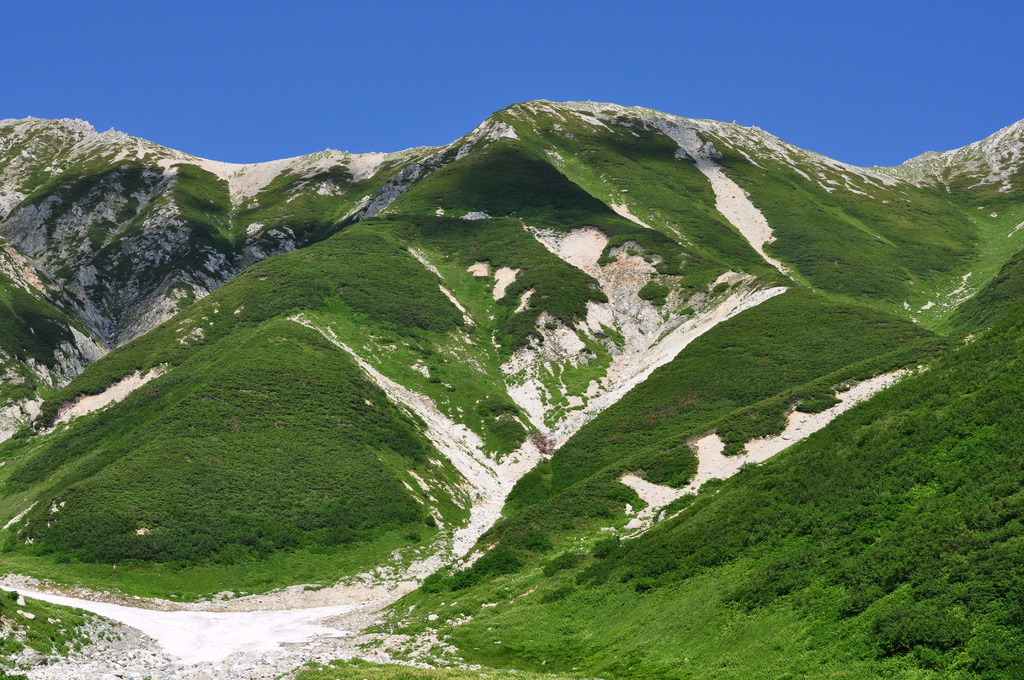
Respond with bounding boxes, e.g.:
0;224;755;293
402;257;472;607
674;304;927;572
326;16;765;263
891;117;1024;188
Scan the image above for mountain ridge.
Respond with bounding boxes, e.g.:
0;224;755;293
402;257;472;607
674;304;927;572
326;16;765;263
8;102;1023;180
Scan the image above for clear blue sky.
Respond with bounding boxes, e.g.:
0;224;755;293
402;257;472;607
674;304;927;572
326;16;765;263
5;0;1022;166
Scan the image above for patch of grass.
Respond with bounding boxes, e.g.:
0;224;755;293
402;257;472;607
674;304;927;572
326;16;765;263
0;529;424;601
710;136;1024;325
637;281;670;307
0;272;75;369
0;588;92;661
949;244;1024;332
296;659;592;680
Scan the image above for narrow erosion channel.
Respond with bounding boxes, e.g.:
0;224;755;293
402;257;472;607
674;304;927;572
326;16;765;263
621;368;911;534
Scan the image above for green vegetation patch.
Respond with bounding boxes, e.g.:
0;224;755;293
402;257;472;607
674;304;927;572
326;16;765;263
395;299;1024;680
0;589;92;665
1;319;442;572
296;659;593;680
950;244;1024;332
0;273;74;369
715;145;979;309
532;300;1024;678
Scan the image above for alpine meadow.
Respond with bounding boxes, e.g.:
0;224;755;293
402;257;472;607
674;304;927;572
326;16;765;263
1;100;1023;679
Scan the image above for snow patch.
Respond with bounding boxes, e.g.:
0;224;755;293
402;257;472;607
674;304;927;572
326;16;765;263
17;588;358;665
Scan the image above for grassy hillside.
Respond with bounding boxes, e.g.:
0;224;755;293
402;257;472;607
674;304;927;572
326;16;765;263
388;298;1024;680
0;271;75;407
708;132;1024;327
411;290;940;596
0;218;510;596
296;660;590;680
4;107;1024;675
387;140;696;275
949;245;1024;332
0;317;457;597
2;192;677;593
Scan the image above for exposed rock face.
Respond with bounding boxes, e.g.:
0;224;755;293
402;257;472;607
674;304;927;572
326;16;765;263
0;327;105;442
0;119;444;348
889;119;1024;189
0;118;450;435
352;162;425;220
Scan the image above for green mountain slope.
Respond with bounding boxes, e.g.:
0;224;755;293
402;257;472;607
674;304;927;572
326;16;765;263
0;220;490;595
410;290;939;590
506;102;1024;327
388;297;1024;680
1;102;1023;676
2;103;1021;434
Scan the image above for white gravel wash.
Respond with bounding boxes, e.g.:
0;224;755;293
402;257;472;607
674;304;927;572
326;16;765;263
621;369;910;531
651;119;789;275
610;202;654;229
51;366;166;427
492;267;519;300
